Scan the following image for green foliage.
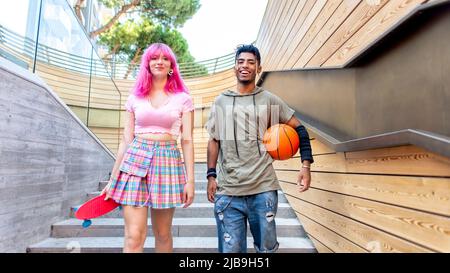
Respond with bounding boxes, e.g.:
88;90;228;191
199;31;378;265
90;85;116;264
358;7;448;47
98;17;207;78
97;0;207;78
98;0;200;28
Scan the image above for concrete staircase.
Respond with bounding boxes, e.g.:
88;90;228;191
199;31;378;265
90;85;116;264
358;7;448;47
27;164;316;253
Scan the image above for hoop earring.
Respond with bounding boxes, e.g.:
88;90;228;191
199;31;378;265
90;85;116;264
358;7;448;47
168;69;173;76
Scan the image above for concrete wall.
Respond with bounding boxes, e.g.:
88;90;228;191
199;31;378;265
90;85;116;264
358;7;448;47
0;58;114;252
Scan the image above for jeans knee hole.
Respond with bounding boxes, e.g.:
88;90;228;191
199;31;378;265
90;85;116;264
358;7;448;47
265;199;274;208
265;212;275;222
217;212;224;221
223;233;231;242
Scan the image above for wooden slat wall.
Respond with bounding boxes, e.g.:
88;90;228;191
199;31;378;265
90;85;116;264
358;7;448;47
35;63;233;156
35;63;235;110
256;0;450;252
256;0;433;70
91;125;210;159
274;138;450;252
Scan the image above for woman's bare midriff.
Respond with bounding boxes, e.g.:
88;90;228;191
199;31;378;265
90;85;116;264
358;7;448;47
135;132;176;141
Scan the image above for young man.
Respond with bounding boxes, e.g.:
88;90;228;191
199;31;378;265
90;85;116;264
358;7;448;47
205;44;314;253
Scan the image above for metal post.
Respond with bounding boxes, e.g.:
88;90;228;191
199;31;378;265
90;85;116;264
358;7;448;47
86;47;94;126
213;58;218;74
32;0;44;73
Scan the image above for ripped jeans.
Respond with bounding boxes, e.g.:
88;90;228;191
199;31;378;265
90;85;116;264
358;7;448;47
214;190;279;253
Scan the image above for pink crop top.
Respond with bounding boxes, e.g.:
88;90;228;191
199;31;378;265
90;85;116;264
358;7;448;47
125;92;194;136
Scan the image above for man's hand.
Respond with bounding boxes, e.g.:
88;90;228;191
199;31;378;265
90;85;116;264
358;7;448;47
297;167;311;192
207;177;217;203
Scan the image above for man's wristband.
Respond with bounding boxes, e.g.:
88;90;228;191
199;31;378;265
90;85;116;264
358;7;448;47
206;168;217;179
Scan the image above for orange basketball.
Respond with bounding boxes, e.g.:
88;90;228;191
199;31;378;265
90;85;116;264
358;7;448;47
263;124;299;160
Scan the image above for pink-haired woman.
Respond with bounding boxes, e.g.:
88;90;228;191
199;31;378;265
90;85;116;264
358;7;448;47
101;43;195;253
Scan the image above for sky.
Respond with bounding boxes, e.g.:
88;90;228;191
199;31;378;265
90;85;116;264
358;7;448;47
179;0;268;61
0;0;28;35
0;0;268;62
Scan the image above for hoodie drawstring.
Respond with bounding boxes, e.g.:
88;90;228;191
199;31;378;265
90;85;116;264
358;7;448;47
228;88;263;159
253;94;261;156
232;96;240;158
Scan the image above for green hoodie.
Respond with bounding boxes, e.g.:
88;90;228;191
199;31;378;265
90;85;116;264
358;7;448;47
206;86;295;196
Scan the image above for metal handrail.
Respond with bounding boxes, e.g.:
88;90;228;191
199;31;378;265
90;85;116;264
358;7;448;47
1;24;235;80
104;52;235;79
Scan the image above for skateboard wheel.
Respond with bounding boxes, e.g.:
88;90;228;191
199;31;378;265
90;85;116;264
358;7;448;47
82;219;92;228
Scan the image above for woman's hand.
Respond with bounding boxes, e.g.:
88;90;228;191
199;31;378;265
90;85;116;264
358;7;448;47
100;178;113;200
182;182;195;208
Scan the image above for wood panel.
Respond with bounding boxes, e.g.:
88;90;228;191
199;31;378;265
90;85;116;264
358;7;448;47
272;0;327;70
277;170;450;216
284;187;433;252
306;0;389;67
295;211;368;253
263;0;298;69
308;235;334;253
92;125;210;159
274;131;450;253
324;0;428;66
257;0;433;70
255;0;275;48
259;0;315;69
31;59;232;158
310;138;336;155
259;0;286;62
40;73;229;109
293;0;362;68
283;0;343;69
274;145;450;177
282;182;450;252
35;62;234;110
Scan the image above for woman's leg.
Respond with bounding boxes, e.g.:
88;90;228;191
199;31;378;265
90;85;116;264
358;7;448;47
151;208;175;253
123;205;148;253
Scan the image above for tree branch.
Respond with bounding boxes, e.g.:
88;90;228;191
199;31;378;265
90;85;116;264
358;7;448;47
89;0;141;38
74;0;86;25
103;44;121;60
124;47;142;79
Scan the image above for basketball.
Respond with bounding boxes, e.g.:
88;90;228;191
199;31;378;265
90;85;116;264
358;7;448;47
263;124;299;160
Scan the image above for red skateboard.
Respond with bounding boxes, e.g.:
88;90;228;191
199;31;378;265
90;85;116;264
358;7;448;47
74;194;121;228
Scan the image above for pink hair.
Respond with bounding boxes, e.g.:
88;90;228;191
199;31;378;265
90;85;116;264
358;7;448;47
132;43;189;97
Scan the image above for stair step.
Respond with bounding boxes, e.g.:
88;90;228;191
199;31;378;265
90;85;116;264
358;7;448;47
27;236;316;253
99;180;210;191
88;190;288;203
70;203;296;219
194;171;207;180
51;218;306;238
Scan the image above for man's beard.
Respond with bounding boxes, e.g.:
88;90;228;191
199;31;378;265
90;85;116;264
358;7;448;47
237;74;256;85
237;79;253;85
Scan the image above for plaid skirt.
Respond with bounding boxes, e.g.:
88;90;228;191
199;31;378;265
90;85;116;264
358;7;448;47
107;137;186;208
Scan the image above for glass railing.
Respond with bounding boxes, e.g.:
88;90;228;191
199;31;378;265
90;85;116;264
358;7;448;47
107;52;235;80
0;0;122;154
